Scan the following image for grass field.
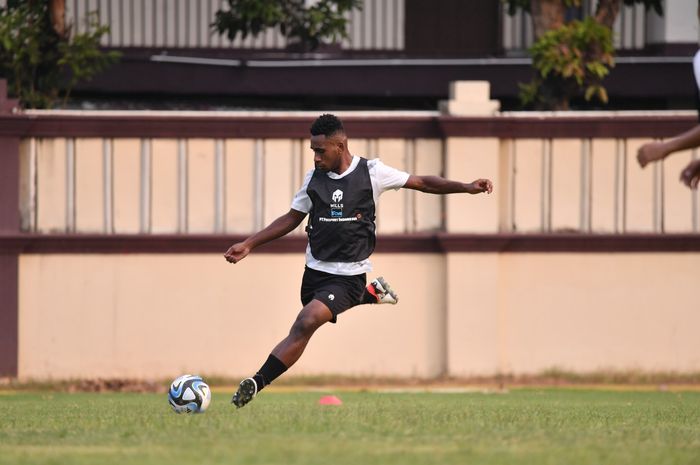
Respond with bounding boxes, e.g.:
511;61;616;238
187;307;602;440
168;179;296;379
1;388;699;465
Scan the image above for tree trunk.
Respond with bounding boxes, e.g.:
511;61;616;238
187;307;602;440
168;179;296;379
49;0;67;39
594;0;622;29
530;0;566;40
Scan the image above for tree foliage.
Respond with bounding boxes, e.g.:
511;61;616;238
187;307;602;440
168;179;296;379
0;1;119;109
212;0;362;51
503;0;663;110
519;17;614;110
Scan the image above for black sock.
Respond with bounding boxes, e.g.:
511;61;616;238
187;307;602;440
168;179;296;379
253;354;288;392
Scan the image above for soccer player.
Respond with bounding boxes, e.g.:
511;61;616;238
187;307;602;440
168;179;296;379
637;6;700;188
224;114;493;408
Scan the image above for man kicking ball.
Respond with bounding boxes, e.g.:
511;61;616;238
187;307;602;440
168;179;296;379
224;114;493;408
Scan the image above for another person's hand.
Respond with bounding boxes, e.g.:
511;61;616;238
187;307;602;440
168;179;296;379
680;159;700;189
637;141;667;168
468;179;493;194
224;242;250;264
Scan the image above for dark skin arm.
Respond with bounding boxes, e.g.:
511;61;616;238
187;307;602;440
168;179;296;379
637;125;700;168
224;209;306;264
225;175;492;263
637;125;700;190
403;175;493;195
681;159;700;189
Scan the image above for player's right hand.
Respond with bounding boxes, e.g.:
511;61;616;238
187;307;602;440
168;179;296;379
470;178;493;194
224;242;250;264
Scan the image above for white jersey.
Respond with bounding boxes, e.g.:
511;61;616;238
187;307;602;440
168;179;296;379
693;50;700;92
694;49;700;93
290;155;410;276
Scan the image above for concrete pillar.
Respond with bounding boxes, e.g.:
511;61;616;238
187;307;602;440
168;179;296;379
439;81;500;117
0;79;20;377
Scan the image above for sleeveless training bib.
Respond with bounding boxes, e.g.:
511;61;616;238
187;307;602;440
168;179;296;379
305;157;376;262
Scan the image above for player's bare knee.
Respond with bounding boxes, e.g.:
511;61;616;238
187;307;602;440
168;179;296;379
289;311;325;339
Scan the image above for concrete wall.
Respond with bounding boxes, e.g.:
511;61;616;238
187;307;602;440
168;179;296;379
18;253;447;379
17;251;700;380
7;112;700;380
447;252;700;376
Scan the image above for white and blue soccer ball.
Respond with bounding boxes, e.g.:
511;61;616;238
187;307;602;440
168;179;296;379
168;375;211;413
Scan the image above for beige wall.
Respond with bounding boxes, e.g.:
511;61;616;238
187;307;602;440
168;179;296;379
22;135;700;236
113;139;141;234
13;123;700;380
447;252;700;376
446;137;500;232
18;253;446;380
18;251;700;380
34;138;68;233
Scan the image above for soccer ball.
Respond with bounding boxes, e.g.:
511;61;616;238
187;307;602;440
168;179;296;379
168;374;211;413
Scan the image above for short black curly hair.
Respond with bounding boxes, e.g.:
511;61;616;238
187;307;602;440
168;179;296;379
310;114;344;137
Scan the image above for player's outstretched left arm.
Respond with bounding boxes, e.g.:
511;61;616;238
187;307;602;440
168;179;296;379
403;175;493;195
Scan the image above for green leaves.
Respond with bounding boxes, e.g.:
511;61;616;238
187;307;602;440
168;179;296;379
505;0;664;110
212;0;362;51
521;17;614;109
57;14;119;86
0;2;119;109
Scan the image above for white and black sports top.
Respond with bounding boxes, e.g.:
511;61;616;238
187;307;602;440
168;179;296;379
694;50;700;121
291;155;409;276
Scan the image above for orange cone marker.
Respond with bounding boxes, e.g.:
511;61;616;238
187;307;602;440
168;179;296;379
318;395;343;405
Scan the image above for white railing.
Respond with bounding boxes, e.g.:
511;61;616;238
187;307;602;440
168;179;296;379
58;0;405;50
17;111;700;236
0;1;686;54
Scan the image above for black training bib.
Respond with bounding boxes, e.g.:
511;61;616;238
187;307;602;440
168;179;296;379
306;157;376;262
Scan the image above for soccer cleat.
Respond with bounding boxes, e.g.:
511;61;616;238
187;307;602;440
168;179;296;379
366;276;398;304
231;377;258;408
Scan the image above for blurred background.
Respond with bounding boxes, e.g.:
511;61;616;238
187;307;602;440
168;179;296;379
2;0;698;110
0;0;699;383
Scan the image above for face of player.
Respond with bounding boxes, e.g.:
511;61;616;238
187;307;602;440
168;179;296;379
310;134;344;173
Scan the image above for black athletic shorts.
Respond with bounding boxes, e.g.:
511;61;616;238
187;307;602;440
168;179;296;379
300;266;366;323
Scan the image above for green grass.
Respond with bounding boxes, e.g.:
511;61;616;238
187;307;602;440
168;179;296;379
1;389;699;465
